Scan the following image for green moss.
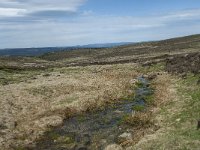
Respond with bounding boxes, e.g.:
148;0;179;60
56;136;74;144
132;105;145;111
144;95;155;105
135;81;145;88
48;132;60;140
76;115;86;122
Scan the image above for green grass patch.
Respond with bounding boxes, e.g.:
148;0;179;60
132;105;145;111
144;95;155;105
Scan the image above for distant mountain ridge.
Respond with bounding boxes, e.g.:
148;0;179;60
0;42;134;56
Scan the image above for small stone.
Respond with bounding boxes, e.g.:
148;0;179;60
130;79;137;84
176;118;181;122
104;144;123;150
117;132;132;144
143;75;148;78
114;110;123;114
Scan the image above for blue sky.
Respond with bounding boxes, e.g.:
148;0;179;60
0;0;200;48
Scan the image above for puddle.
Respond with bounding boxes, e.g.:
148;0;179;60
32;76;153;150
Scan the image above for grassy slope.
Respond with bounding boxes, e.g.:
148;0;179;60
132;67;200;150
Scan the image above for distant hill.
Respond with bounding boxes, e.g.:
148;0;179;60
0;42;134;56
78;42;134;48
40;34;200;63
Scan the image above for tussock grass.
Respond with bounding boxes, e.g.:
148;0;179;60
123;112;153;128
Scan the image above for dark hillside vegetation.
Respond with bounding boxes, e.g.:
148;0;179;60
40;34;200;66
166;52;200;74
0;34;200;70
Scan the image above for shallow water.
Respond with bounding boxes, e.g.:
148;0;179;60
32;76;153;150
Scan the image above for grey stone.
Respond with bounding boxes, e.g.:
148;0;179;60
104;144;123;150
117;132;132;144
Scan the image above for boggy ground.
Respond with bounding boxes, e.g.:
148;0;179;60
32;76;153;150
0;63;141;149
0;61;181;150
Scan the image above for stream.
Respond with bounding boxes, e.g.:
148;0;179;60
32;76;153;150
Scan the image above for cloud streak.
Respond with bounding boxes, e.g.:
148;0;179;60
0;0;86;18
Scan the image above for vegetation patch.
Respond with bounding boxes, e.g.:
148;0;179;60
132;73;200;150
123;113;153;128
132;104;145;112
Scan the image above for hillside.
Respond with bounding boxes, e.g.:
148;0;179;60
1;34;199;71
40;34;200;65
0;34;200;150
0;42;133;57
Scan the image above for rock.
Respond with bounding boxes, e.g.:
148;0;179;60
130;79;137;84
117;132;132;144
114;110;124;114
143;75;148;78
104;144;123;150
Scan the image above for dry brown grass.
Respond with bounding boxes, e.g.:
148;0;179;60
0;63;139;149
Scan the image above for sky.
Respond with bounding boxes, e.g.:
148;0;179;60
0;0;200;48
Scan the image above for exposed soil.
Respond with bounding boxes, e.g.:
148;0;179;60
165;52;200;74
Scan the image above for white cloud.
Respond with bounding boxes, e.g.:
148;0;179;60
0;0;86;17
0;8;26;17
162;9;200;20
